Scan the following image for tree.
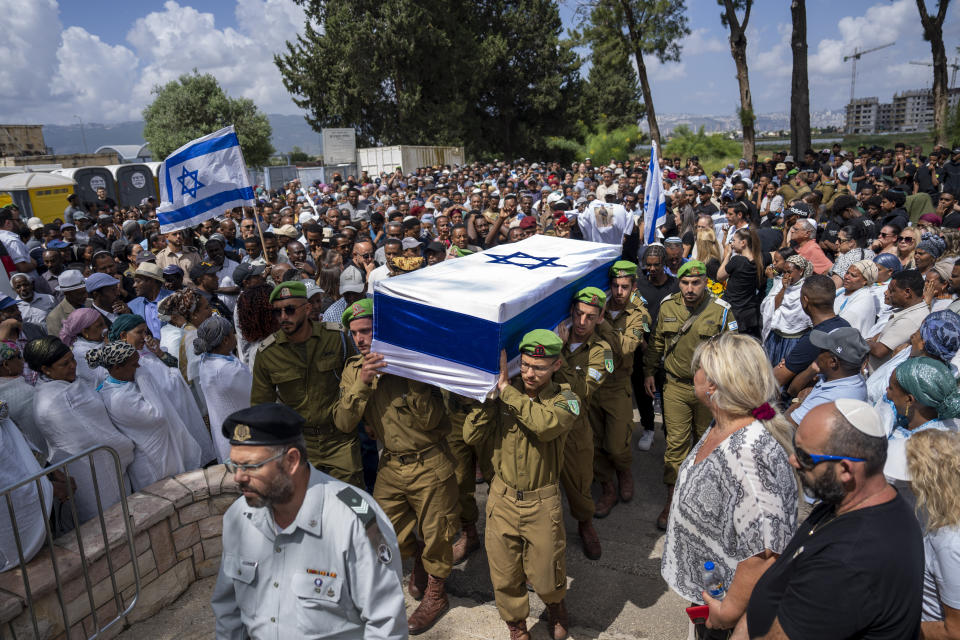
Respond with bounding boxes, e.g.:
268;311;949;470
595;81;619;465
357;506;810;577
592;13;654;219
289;146;310;162
790;0;810;159
915;0;952;146
142;71;273;167
718;0;755;161
578;2;644;132
579;0;689;149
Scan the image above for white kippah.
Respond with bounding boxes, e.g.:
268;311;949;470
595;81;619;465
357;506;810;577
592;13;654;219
834;398;886;438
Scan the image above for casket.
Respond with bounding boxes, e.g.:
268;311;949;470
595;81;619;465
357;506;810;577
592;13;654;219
371;235;621;400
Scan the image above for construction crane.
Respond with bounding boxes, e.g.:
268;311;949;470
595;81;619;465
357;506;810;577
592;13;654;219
909;57;960;89
843;42;895;103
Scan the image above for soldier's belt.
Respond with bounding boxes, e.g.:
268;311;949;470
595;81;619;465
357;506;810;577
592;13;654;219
491;475;559;502
665;372;694;385
382;441;446;465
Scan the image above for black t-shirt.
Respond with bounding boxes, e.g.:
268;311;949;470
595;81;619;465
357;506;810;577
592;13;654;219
635;274;679;326
722;254;762;329
747;493;923;640
681;230;695;248
942;210;960;229
940;160;960;194
783;315;850;373
756;226;783;254
695;202;719;217
914;164;937;195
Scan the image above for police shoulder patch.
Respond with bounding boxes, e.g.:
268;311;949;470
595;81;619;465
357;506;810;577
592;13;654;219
336;487;376;528
603;349;615;373
257;334;277;351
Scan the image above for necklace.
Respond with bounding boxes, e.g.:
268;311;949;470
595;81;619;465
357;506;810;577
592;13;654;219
807;487;890;537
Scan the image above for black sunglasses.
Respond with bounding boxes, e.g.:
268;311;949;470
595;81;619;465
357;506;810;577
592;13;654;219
271;303;308;317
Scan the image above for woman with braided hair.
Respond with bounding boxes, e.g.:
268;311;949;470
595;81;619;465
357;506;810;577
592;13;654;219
89;341;201;491
234;283;278;369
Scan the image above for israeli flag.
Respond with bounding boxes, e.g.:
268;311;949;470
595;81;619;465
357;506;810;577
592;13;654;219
156;125;254;233
371;235;620;401
642;141;667;245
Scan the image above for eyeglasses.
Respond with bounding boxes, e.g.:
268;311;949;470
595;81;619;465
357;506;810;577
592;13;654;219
225;450;286;474
879;232;895;238
271;303;308;317
794;446;865;471
354;252;374;259
897;236;914;243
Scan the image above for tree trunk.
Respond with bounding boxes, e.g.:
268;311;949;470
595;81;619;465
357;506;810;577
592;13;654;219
619;0;661;148
731;41;754;161
790;0;810;159
916;0;951;146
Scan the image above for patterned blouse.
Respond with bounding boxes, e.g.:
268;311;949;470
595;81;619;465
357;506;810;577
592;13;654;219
661;420;799;603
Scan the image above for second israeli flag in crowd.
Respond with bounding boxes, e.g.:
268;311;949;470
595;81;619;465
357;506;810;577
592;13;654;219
642;141;667;246
156;125;254;233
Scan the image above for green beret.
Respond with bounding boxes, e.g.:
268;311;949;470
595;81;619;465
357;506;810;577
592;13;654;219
519;329;562;358
269;280;307;303
574;286;606;308
610;260;637;278
676;260;707;279
342;298;373;326
786;168;799;177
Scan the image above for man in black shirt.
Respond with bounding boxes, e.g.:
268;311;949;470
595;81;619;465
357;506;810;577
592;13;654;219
913;150;940;199
744;399;922;639
631;244;680;451
938;146;960;194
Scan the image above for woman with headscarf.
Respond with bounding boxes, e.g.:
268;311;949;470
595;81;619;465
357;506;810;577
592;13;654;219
88;341;201;491
0;342;45;459
883;356;960;485
111;314;217;466
194;315;251;462
923;260;956;313
761;254;813;366
834;259;879;335
157;290;213;418
26;337;134;525
867;252;903;338
914;233;946;275
60;307;108;388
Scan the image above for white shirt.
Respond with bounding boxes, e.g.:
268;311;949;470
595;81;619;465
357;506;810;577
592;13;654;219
0;417;52;571
922;524;960;622
760;278;811;341
367;264;390;292
197;354;252;463
578;202;634;245
834;286;878;336
16;293;55;326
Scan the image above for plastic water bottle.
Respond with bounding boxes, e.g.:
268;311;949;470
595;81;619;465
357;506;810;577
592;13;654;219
702;561;726;599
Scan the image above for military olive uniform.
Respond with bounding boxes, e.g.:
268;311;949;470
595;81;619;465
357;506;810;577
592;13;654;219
463;377;579;622
555;332;611;521
251;321;362;486
593;298;651;483
643;293;737;484
333;357;459;579
443;391;494;528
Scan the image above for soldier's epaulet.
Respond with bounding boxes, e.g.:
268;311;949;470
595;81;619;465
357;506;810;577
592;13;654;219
711;297;731;309
324;321;344;332
336;487;376;528
257;334;277;351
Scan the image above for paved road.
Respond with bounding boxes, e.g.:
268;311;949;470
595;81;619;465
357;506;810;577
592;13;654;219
119;413;691;639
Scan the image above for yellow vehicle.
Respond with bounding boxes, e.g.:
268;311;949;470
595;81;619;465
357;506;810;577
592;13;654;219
0;172;76;223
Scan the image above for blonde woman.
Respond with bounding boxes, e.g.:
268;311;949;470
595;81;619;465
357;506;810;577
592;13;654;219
906;430;960;638
661;333;798;638
692;227;722;265
896;226;922;270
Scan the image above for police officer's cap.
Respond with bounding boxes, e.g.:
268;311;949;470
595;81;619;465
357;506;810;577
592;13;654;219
269;280;307;303
519;329;562;358
574;286;606;309
342;298;373;326
609;260;637;278
223;403;304;446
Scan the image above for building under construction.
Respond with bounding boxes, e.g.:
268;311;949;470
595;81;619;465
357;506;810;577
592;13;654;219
845;88;960;135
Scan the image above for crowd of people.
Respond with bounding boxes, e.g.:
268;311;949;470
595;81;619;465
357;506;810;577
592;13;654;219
0;140;958;639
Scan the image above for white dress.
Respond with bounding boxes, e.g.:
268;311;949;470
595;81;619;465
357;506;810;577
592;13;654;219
760;278;811;342
834;286;879;336
0;376;45;459
98;376;202;492
32;377;135;524
136;352;217;465
0;417;52;571
197;354;252;462
72;337;107;390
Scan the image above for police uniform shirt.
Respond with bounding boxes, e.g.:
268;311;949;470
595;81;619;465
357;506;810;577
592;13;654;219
211;466;406;640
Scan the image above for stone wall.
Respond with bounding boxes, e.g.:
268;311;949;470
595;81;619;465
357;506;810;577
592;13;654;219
0;465;238;640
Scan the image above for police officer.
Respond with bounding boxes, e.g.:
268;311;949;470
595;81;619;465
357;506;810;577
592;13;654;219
464;330;579;640
642;260;737;529
211;403;406;640
555;286;611;560
251;281;362;486
593;261;651;513
333;299;459;635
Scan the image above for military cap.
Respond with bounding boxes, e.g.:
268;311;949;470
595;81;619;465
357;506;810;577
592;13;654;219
676;260;707;279
269;280;307;303
574;286;606;308
519;329;562;358
609;260;637;278
342;298;373;326
222;403;304;445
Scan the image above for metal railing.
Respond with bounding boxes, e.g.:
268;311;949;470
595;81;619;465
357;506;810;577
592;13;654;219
0;445;140;639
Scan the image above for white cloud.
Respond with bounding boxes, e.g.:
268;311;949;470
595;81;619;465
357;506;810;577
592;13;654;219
52;27;140;122
682;28;727;56
0;0;61;119
808;0;914;74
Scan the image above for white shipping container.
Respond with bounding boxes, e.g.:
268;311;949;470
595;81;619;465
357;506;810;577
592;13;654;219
358;145;465;176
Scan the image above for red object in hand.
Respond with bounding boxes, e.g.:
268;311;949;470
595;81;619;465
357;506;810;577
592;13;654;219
686;605;710;624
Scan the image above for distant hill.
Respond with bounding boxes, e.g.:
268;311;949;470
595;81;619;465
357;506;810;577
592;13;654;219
42;114;324;157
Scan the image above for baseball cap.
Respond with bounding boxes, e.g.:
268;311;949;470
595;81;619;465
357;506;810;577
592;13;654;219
85;272;120;292
232;262;266;285
809;327;869;366
401;237;422;250
26;217;43;231
189;262;220;281
46;240;69;249
518;216;537;229
136;251;157;264
339;266;365;294
785;202;812;219
56;269;85;292
162;264;184;276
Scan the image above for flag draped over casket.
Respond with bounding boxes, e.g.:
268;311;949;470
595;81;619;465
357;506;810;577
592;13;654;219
371;235;621;401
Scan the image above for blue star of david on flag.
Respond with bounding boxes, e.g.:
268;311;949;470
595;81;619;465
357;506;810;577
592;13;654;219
177;166;205;198
486;252;567;270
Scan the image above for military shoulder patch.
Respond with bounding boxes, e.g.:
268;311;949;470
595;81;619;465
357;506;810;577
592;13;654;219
555;389;580;416
257;334;277;351
632;327;645;340
603;349;615;373
324;321;345;332
712;298;731;309
728;321;739;332
587;367;603;382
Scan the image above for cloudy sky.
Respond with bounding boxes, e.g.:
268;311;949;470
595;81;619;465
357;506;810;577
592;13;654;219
1;0;957;126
